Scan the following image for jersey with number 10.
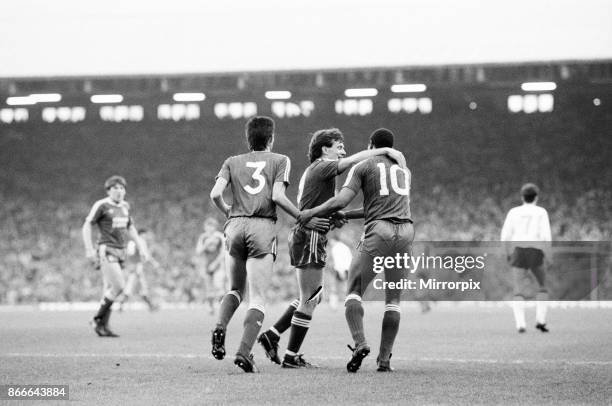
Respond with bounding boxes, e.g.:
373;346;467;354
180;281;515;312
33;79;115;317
343;155;412;224
216;151;291;220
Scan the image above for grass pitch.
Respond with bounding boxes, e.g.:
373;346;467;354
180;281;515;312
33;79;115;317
1;303;611;405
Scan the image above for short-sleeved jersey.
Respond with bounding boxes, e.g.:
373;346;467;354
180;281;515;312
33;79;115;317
216;151;291;220
85;197;133;249
343;156;412;224
501;203;551;245
296;159;339;210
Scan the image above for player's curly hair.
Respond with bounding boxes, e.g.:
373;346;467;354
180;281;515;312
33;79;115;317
370;128;394;148
308;128;344;163
245;116;275;151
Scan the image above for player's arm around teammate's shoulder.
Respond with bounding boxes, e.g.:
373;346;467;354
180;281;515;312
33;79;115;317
337;147;406;173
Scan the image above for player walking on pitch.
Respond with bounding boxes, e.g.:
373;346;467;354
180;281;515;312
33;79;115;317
258;128;406;368
82;175;150;337
209;116;329;372
501;183;552;333
194;217;226;315
298;128;413;372
119;228;159;312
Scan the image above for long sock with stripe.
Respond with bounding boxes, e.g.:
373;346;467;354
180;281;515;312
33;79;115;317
271;299;299;337
379;305;401;361
286;311;312;354
237;306;265;356
216;291;241;329
345;296;366;346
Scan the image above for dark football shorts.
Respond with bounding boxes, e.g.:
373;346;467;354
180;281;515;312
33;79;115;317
99;245;127;267
357;220;414;258
224;217;277;261
289;226;327;268
509;247;544;270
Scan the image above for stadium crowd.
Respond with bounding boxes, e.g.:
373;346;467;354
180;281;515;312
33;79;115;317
1;106;610;303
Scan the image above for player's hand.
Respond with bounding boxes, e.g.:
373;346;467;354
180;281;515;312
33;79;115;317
305;217;330;233
297;209;314;226
385;148;407;169
330;211;348;229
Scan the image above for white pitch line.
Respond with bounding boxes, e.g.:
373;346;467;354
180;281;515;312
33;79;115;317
2;353;611;366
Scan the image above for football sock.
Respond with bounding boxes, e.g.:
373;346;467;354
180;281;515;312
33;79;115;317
286;311;312;354
536;291;548;324
216;290;241;329
345;294;366;346
272;299;299;337
102;308;112;326
379;305;401;361
94;297;113;322
237;306;265;356
512;297;526;329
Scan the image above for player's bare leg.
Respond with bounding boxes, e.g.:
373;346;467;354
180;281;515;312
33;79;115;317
234;254;273;372
135;267;157;311
345;251;377;372
212;255;246;360
512;267;527;333
92;259;125;337
281;265;323;368
118;271;137;311
532;265;549;332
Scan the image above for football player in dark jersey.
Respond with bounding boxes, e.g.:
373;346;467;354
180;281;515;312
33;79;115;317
83;175;150;337
299;129;413;372
209;116;329;372
257;128;405;368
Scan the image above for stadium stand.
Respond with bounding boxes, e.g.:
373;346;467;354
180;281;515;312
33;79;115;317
1;62;611;303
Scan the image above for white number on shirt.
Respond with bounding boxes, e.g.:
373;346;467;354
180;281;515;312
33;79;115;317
377;163;410;196
244;161;266;195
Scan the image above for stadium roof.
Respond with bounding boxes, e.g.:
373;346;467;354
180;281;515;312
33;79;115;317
1;0;612;78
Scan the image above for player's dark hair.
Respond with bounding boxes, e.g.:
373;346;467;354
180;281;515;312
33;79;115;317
521;183;539;203
245;116;275;151
104;175;127;190
370;128;394;148
308;128;344;163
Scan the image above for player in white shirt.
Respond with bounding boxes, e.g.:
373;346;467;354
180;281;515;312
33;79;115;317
501;183;552;333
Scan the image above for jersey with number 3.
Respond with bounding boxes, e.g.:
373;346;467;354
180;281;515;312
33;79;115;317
342;155;412;224
216;151;291;220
